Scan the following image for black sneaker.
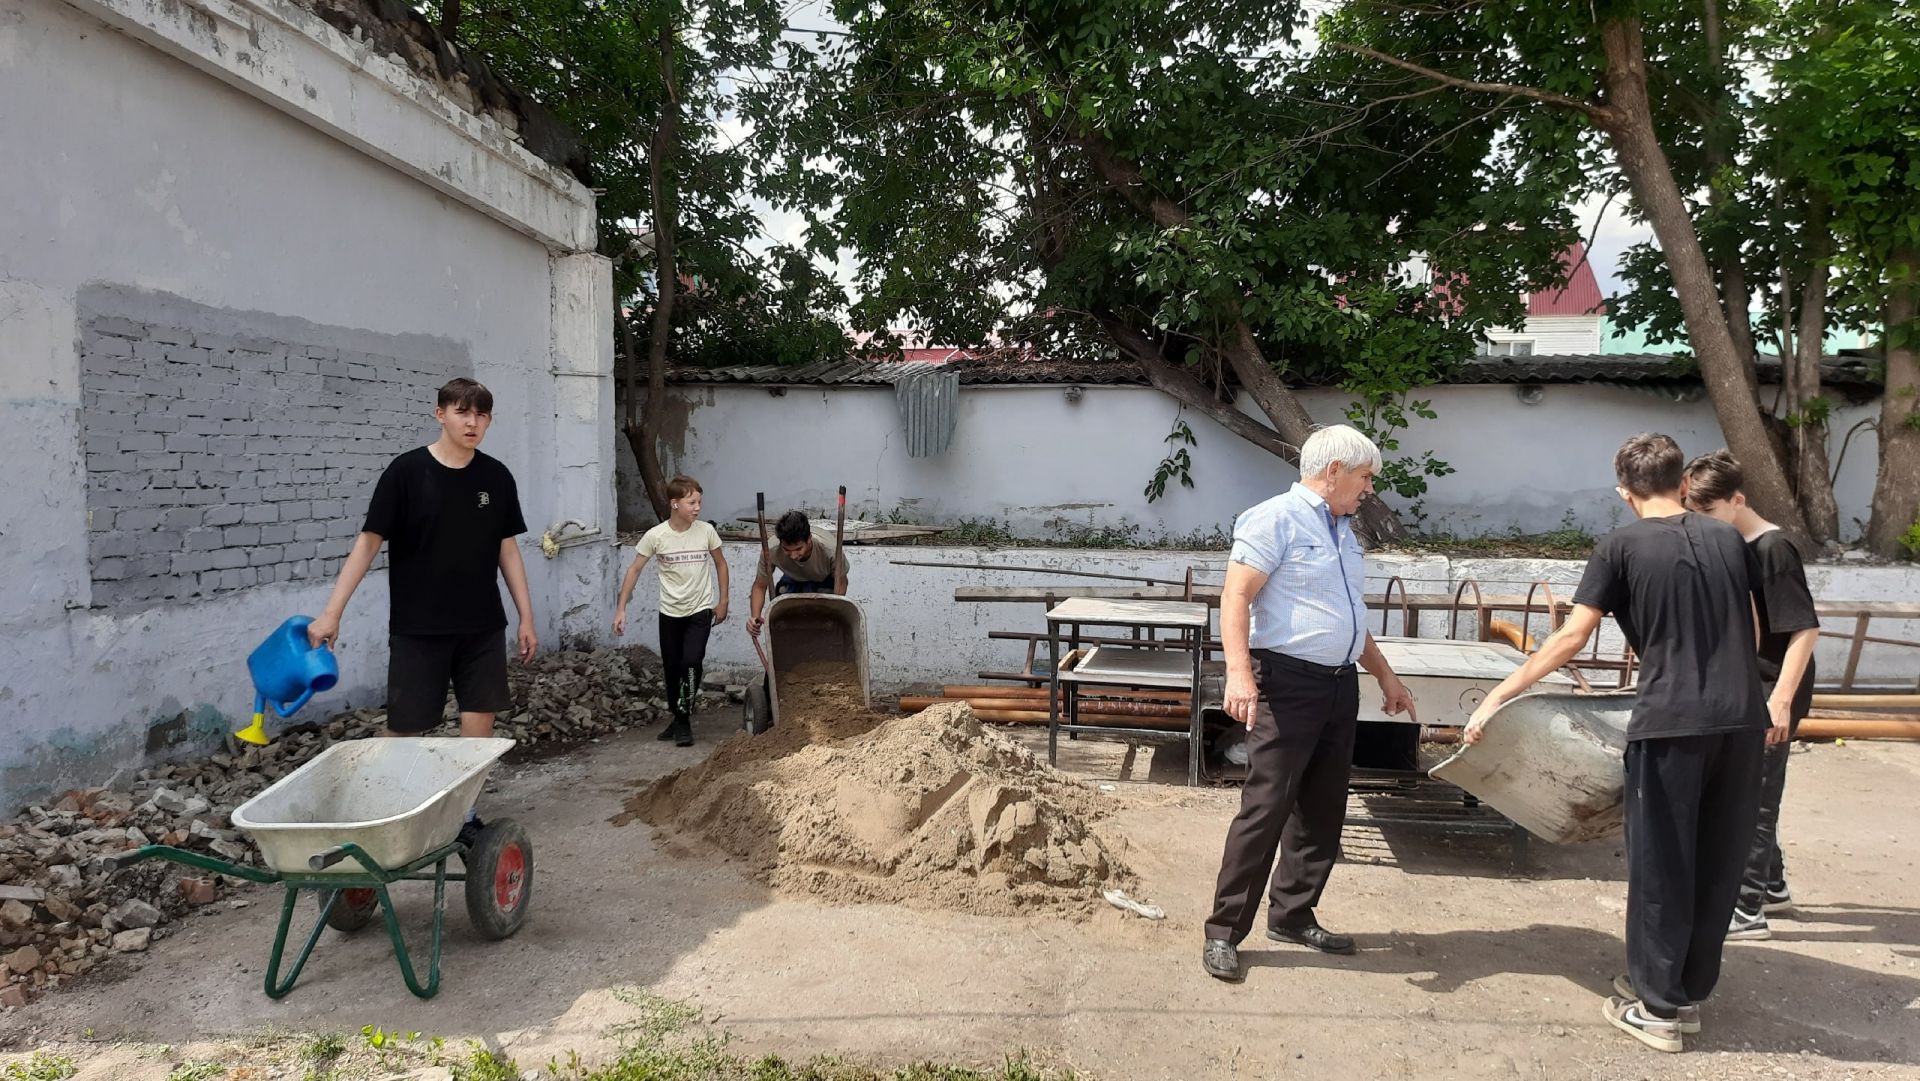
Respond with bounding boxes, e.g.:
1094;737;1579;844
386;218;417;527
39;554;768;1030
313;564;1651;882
457;815;485;851
1728;908;1771;941
657;719;684;741
675;724;695;748
1762;883;1793;914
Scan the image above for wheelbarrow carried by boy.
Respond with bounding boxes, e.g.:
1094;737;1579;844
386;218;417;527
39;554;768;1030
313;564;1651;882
741;488;871;735
110;736;533;1000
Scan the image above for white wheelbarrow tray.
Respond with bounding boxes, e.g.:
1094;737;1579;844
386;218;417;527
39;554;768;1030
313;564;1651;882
231;737;514;875
1429;691;1636;843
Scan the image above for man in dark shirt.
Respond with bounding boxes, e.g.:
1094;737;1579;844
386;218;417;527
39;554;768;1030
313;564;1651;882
1463;433;1767;1054
306;377;538;750
1684;450;1821;941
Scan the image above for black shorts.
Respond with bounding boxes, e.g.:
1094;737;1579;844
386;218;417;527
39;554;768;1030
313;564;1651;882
386;629;511;733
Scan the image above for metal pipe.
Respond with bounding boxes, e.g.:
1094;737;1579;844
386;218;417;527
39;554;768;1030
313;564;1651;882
888;559;1182;586
900;696;1187;718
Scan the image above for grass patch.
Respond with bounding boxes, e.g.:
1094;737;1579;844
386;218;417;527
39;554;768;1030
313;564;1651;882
2;1052;77;1081
297;1032;346;1062
522;990;1077;1081
164;1064;226;1081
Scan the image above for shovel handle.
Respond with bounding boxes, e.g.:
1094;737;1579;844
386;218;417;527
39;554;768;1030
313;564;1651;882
309;845;352;870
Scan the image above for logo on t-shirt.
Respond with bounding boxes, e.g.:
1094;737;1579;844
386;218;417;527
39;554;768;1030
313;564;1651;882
478;492;491;508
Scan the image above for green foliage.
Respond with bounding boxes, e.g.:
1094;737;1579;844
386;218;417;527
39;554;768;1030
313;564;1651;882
1784;395;1834;429
747;0;1578;458
298;1033;346;1063
433;0;850;367
1144;417;1197;502
1;1052;76;1081
448;1042;519;1081
1773;1;1920;320
163;1064;225;1081
1901;519;1920;559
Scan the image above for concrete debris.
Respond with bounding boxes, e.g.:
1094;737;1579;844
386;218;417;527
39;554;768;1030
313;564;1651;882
110;928;153;953
0;646;670;1007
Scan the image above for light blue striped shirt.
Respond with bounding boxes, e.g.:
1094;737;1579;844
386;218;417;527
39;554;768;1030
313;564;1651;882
1228;483;1367;666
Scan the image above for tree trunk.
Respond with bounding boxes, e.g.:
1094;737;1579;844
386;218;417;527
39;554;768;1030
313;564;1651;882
633;18;680;523
1073;131;1408;544
1593;20;1809;539
1700;0;1759;368
1101;316;1405;546
1867;247;1920;557
1789;199;1841;546
617;312;666;521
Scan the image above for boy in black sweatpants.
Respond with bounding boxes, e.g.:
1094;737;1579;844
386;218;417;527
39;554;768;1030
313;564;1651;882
1465;433;1769;1053
1684;450;1821;939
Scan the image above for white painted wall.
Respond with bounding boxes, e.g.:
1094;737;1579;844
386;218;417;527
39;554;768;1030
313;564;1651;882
0;0;613;810
662;381;1882;542
611;545;1920;693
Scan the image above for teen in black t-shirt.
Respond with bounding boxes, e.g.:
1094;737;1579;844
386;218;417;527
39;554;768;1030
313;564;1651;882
1462;434;1766;1054
306;378;537;746
1685;450;1822;942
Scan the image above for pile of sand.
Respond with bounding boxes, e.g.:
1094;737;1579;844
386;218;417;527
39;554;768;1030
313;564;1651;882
618;663;1133;916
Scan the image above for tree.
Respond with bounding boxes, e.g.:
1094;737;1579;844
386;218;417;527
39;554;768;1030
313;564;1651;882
1605;0;1847;544
751;1;1580;543
1770;0;1920;556
439;0;847;520
1327;0;1814;540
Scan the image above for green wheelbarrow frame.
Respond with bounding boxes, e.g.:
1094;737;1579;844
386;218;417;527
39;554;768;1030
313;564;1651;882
114;837;475;1000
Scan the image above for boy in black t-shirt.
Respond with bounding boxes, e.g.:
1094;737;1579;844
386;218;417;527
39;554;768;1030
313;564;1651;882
1684;450;1821;941
306;378;538;769
1463;434;1767;1054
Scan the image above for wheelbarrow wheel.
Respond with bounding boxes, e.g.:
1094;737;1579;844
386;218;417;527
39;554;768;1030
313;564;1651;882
463;818;532;940
742;678;772;735
321;887;380;933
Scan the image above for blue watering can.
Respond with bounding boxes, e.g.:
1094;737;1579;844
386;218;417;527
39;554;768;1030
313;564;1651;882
236;616;339;746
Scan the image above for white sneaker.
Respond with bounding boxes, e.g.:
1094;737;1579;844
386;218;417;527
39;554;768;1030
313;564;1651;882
1728;908;1772;941
1613;975;1700;1033
1603;995;1683;1053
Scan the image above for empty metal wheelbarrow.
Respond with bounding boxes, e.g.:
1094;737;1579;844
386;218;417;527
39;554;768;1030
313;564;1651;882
110;737;531;1000
742;593;871;735
1429;690;1636;843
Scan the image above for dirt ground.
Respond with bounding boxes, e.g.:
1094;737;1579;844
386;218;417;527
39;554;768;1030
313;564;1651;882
1;717;1916;1081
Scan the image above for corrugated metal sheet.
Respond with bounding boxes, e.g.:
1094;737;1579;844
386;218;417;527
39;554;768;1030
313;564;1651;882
896;367;959;457
670;360;949;386
668;353;1880;391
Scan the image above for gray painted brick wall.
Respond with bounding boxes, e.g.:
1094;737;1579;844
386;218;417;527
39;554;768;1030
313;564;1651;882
79;312;460;609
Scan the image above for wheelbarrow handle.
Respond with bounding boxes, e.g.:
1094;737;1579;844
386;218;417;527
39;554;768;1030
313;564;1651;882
108;848;153;871
309;845;353;870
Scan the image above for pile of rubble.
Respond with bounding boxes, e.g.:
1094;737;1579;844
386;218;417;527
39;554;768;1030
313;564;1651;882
0;647;667;1010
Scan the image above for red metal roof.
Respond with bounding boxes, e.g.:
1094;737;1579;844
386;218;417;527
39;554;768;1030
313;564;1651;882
1529;243;1608;316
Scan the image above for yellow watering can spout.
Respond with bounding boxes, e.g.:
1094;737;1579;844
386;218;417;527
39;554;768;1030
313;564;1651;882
235;711;269;746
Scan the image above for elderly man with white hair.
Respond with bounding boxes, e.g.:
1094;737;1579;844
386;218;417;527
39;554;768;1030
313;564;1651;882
1203;424;1417;982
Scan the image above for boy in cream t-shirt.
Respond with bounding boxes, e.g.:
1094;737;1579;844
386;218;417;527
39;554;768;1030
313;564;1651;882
615;475;729;746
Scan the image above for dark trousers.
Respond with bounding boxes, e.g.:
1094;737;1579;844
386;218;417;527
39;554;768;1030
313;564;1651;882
1625;729;1765;1017
1205;651;1359;944
1736;737;1793;913
659;610;713;726
773;573;835;596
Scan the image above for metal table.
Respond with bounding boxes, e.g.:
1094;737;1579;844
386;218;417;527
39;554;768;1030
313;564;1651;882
1046;598;1212;785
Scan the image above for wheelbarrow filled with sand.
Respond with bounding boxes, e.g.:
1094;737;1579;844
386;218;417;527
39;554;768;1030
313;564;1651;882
1429;690;1636;843
742;593;872;734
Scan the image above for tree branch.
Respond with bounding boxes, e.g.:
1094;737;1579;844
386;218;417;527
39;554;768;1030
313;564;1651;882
1331;43;1603;118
